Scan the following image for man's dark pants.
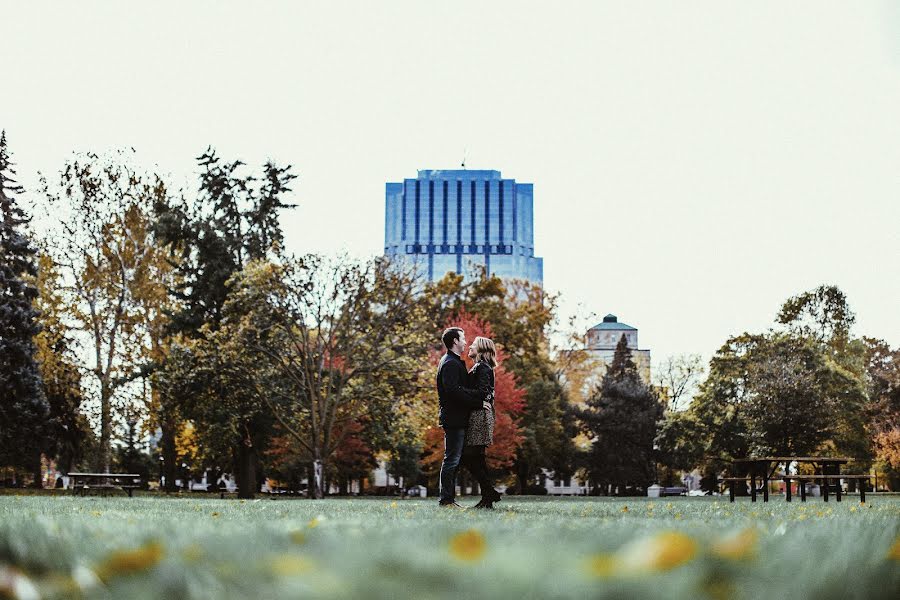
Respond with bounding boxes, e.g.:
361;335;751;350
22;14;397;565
439;427;466;504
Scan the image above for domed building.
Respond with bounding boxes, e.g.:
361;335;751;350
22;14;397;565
585;314;651;383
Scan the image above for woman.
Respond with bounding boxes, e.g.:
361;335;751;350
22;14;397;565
462;336;502;509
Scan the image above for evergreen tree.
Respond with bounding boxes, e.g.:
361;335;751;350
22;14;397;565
0;130;48;485
579;334;662;495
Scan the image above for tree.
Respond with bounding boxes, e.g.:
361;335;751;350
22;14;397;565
654;410;703;482
689;331;868;480
41;151;169;471
152;148;296;496
0;130;48;485
651;354;706;486
32;254;91;475
864;338;900;488
579;334;662;494
777;285;855;350
216;255;430;499
653;354;705;412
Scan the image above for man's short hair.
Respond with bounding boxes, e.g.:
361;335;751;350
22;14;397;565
442;327;464;351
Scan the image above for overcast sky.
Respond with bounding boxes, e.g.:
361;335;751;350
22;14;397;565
3;1;898;363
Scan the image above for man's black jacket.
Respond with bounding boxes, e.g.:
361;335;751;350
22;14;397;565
436;351;483;428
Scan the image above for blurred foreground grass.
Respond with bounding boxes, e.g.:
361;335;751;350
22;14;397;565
1;495;898;599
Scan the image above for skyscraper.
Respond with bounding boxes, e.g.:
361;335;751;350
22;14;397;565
384;169;543;285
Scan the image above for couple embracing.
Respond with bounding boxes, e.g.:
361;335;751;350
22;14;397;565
436;327;502;509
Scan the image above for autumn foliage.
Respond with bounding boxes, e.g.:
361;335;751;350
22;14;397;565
422;311;525;474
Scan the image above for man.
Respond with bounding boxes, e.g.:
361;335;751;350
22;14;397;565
436;327;483;507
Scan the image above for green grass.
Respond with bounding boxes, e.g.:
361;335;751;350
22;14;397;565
1;495;898;599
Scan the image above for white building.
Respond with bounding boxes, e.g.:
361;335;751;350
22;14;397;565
584;314;651;383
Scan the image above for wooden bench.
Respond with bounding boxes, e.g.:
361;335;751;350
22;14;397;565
727;457;853;503
782;474;873;503
69;473;141;498
723;477;761;502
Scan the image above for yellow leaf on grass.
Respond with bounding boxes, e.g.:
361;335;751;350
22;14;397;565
95;541;164;581
449;529;486;562
289;530;306;545
585;554;618;578
712;528;759;561
270;555;314;576
618;531;698;573
181;544;204;563
888;537;900;562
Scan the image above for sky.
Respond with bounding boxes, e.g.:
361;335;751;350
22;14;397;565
3;0;898;364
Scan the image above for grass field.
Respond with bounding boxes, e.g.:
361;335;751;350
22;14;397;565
1;494;899;600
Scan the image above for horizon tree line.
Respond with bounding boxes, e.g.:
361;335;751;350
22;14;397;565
1;132;898;495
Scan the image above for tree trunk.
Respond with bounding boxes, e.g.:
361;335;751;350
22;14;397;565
514;460;528;494
339;477;348;496
31;453;43;489
236;440;257;499
161;416;178;493
99;383;112;472
311;457;325;499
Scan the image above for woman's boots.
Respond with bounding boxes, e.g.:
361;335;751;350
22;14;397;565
473;487;502;509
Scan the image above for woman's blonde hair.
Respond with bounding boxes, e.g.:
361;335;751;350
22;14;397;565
473;336;498;368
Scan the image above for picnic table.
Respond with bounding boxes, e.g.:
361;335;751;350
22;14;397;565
68;473;141;498
724;457;872;503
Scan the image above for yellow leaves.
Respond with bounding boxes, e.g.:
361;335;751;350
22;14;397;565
621;505;629;513
586;531;699;579
390;501;398;508
711;528;759;561
211;512;221;518
95;541;164;582
175;421;202;464
91;511;102;517
269;555;315;577
181;544;204;563
618;531;698;573
289;530;307;545
307;516;324;529
585;554;617;578
888;537;900;562
449;529;487;562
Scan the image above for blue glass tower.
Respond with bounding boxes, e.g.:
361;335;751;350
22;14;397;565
384;170;543;286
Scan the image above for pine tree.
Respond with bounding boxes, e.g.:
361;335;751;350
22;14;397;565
579;334;662;494
0;130;48;484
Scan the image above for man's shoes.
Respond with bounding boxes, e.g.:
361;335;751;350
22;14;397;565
439;501;463;508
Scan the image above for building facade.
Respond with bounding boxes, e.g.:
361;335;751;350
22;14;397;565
585;314;651;383
384;169;543;285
